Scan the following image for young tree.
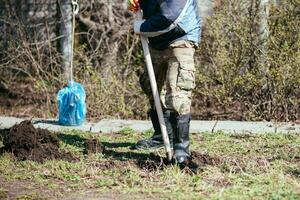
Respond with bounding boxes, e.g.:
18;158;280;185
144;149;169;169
59;0;73;81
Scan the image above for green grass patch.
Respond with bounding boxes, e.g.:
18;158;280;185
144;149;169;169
0;130;299;199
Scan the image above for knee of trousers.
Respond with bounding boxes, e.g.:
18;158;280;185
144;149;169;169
165;48;196;115
165;90;193;115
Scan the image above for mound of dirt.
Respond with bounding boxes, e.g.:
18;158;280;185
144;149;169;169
191;151;221;166
84;139;105;155
1;120;73;163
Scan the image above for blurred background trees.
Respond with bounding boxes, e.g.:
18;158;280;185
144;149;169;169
0;0;299;122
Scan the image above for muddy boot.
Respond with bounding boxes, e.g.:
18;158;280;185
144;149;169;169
134;109;173;150
173;114;191;165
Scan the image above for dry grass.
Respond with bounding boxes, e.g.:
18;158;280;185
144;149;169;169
0;128;299;199
0;0;299;121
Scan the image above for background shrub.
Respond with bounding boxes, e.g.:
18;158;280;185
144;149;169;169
0;0;299;121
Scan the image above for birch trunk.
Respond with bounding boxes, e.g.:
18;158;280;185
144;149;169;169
259;0;270;63
197;0;213;20
59;0;73;82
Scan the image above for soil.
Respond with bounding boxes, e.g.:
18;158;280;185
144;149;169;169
0;120;74;163
84;138;105;155
0;80;245;120
0;120;110;163
0;80;55;118
136;152;168;171
191;151;221;166
94;160;118;170
136;151;221;173
1;79;299;122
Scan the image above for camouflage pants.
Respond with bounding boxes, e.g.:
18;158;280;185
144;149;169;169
140;40;196;115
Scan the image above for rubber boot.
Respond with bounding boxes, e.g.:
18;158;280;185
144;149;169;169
134;109;173;150
173;114;191;164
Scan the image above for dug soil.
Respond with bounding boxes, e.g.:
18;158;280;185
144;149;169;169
0;120;221;172
191;151;221;166
84;138;105;155
136;151;221;172
0;120;73;163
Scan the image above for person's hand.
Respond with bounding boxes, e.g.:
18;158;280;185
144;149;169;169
128;0;140;13
134;20;144;34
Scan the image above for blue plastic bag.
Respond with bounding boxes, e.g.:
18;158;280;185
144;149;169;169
57;81;86;126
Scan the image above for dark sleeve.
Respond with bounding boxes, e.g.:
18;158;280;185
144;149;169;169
140;0;187;32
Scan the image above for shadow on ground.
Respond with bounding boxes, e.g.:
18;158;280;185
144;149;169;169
58;133;86;148
57;133;148;160
0;126;204;172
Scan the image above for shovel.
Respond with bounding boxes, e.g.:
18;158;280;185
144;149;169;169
136;10;173;161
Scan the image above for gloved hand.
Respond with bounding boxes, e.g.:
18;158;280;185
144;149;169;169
134;20;145;34
128;0;140;13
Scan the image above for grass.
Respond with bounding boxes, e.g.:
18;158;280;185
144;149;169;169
0;129;299;199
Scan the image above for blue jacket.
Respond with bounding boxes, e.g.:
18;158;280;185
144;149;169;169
140;0;201;50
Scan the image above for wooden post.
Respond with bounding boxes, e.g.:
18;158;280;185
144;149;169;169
59;0;73;82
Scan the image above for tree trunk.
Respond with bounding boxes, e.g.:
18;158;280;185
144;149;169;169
197;0;213;19
259;0;270;62
59;0;73;82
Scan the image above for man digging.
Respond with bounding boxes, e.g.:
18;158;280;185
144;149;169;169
128;0;201;165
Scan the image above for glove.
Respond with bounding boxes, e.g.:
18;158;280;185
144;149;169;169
134;20;144;34
128;0;140;13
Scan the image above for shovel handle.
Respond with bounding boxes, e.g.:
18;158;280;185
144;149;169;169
136;10;172;161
